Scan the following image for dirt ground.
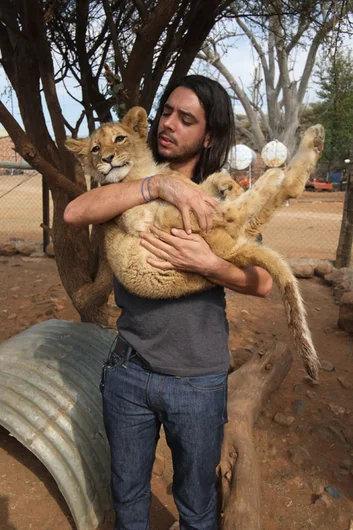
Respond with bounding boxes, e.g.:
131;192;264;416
0;254;353;530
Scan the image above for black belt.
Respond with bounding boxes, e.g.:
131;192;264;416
114;334;135;359
114;334;151;369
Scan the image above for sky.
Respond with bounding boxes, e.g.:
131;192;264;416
1;27;352;140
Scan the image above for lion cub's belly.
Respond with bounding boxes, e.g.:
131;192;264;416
103;201;213;299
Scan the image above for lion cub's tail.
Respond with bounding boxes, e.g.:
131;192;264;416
231;243;320;380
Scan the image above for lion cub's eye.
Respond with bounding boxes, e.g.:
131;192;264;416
91;145;100;153
114;135;126;143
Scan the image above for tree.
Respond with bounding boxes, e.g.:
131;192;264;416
196;1;353;155
0;0;232;324
336;152;353;268
315;49;353;171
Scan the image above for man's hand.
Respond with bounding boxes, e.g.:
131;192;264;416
140;226;273;297
150;174;222;234
140;226;219;274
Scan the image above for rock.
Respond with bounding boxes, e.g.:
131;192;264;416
324;268;347;286
308;477;325;494
0;241;17;256
320;359;335;371
288;445;311;466
294;384;304;394
329;425;348;445
315;491;333;507
45;242;55;257
291;264;315;278
10;286;20;292
273;413;295;427
8;313;17;320
291;400;306;415
333;269;353;301
30;251;46;258
338;291;353;334
315;262;333;278
15;240;37;256
337;376;353;390
324;485;342;499
329;403;345;415
21;257;43;263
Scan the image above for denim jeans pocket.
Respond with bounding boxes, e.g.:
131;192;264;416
185;371;228;392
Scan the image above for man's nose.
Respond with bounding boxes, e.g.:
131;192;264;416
162;113;176;130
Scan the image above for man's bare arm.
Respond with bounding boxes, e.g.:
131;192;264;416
140;227;273;298
64;174;221;233
63;179;148;227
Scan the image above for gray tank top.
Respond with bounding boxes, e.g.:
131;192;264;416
113;278;230;376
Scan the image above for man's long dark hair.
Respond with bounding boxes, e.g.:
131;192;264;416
149;75;236;184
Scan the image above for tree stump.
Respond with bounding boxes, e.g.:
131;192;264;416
219;341;293;529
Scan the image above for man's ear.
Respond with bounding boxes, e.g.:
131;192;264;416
204;132;212;149
122;107;148;140
65;137;91;159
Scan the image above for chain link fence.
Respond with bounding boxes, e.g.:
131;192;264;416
0;171;52;244
261;191;345;261
0;171;348;262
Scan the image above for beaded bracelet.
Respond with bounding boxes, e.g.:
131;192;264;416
141;176;154;202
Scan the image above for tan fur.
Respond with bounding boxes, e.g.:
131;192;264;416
66;108;325;380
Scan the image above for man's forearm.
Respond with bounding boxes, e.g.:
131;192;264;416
64;178;159;227
205;256;273;298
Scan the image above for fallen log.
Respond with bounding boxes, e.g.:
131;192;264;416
220;341;293;529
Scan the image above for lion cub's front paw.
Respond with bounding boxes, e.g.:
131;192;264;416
216;175;244;200
300;124;325;155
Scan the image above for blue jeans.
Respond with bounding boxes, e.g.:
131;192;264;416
101;343;228;530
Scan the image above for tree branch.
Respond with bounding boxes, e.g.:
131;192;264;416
0;101;83;198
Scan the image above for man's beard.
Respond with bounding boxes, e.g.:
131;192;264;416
159;135;205;164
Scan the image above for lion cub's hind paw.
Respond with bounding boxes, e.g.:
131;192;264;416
301;124;325;155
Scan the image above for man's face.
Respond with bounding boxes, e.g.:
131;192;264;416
157;86;209;165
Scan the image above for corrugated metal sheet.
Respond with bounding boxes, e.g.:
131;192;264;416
0;319;118;530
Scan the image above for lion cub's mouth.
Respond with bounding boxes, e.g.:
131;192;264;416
100;161;132;184
113;161;129;169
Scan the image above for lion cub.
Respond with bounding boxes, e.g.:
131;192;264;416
66;107;324;380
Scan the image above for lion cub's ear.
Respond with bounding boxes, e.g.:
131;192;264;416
122;107;148;140
65;138;91;159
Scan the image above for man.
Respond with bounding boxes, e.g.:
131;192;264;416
64;75;272;530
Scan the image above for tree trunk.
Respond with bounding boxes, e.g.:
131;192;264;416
219;342;292;529
51;190;113;326
336;170;353;268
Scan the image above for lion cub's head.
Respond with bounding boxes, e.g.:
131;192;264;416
65;107;149;184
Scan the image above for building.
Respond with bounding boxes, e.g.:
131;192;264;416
0;129;23;175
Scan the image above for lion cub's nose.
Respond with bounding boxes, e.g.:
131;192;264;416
102;154;114;164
